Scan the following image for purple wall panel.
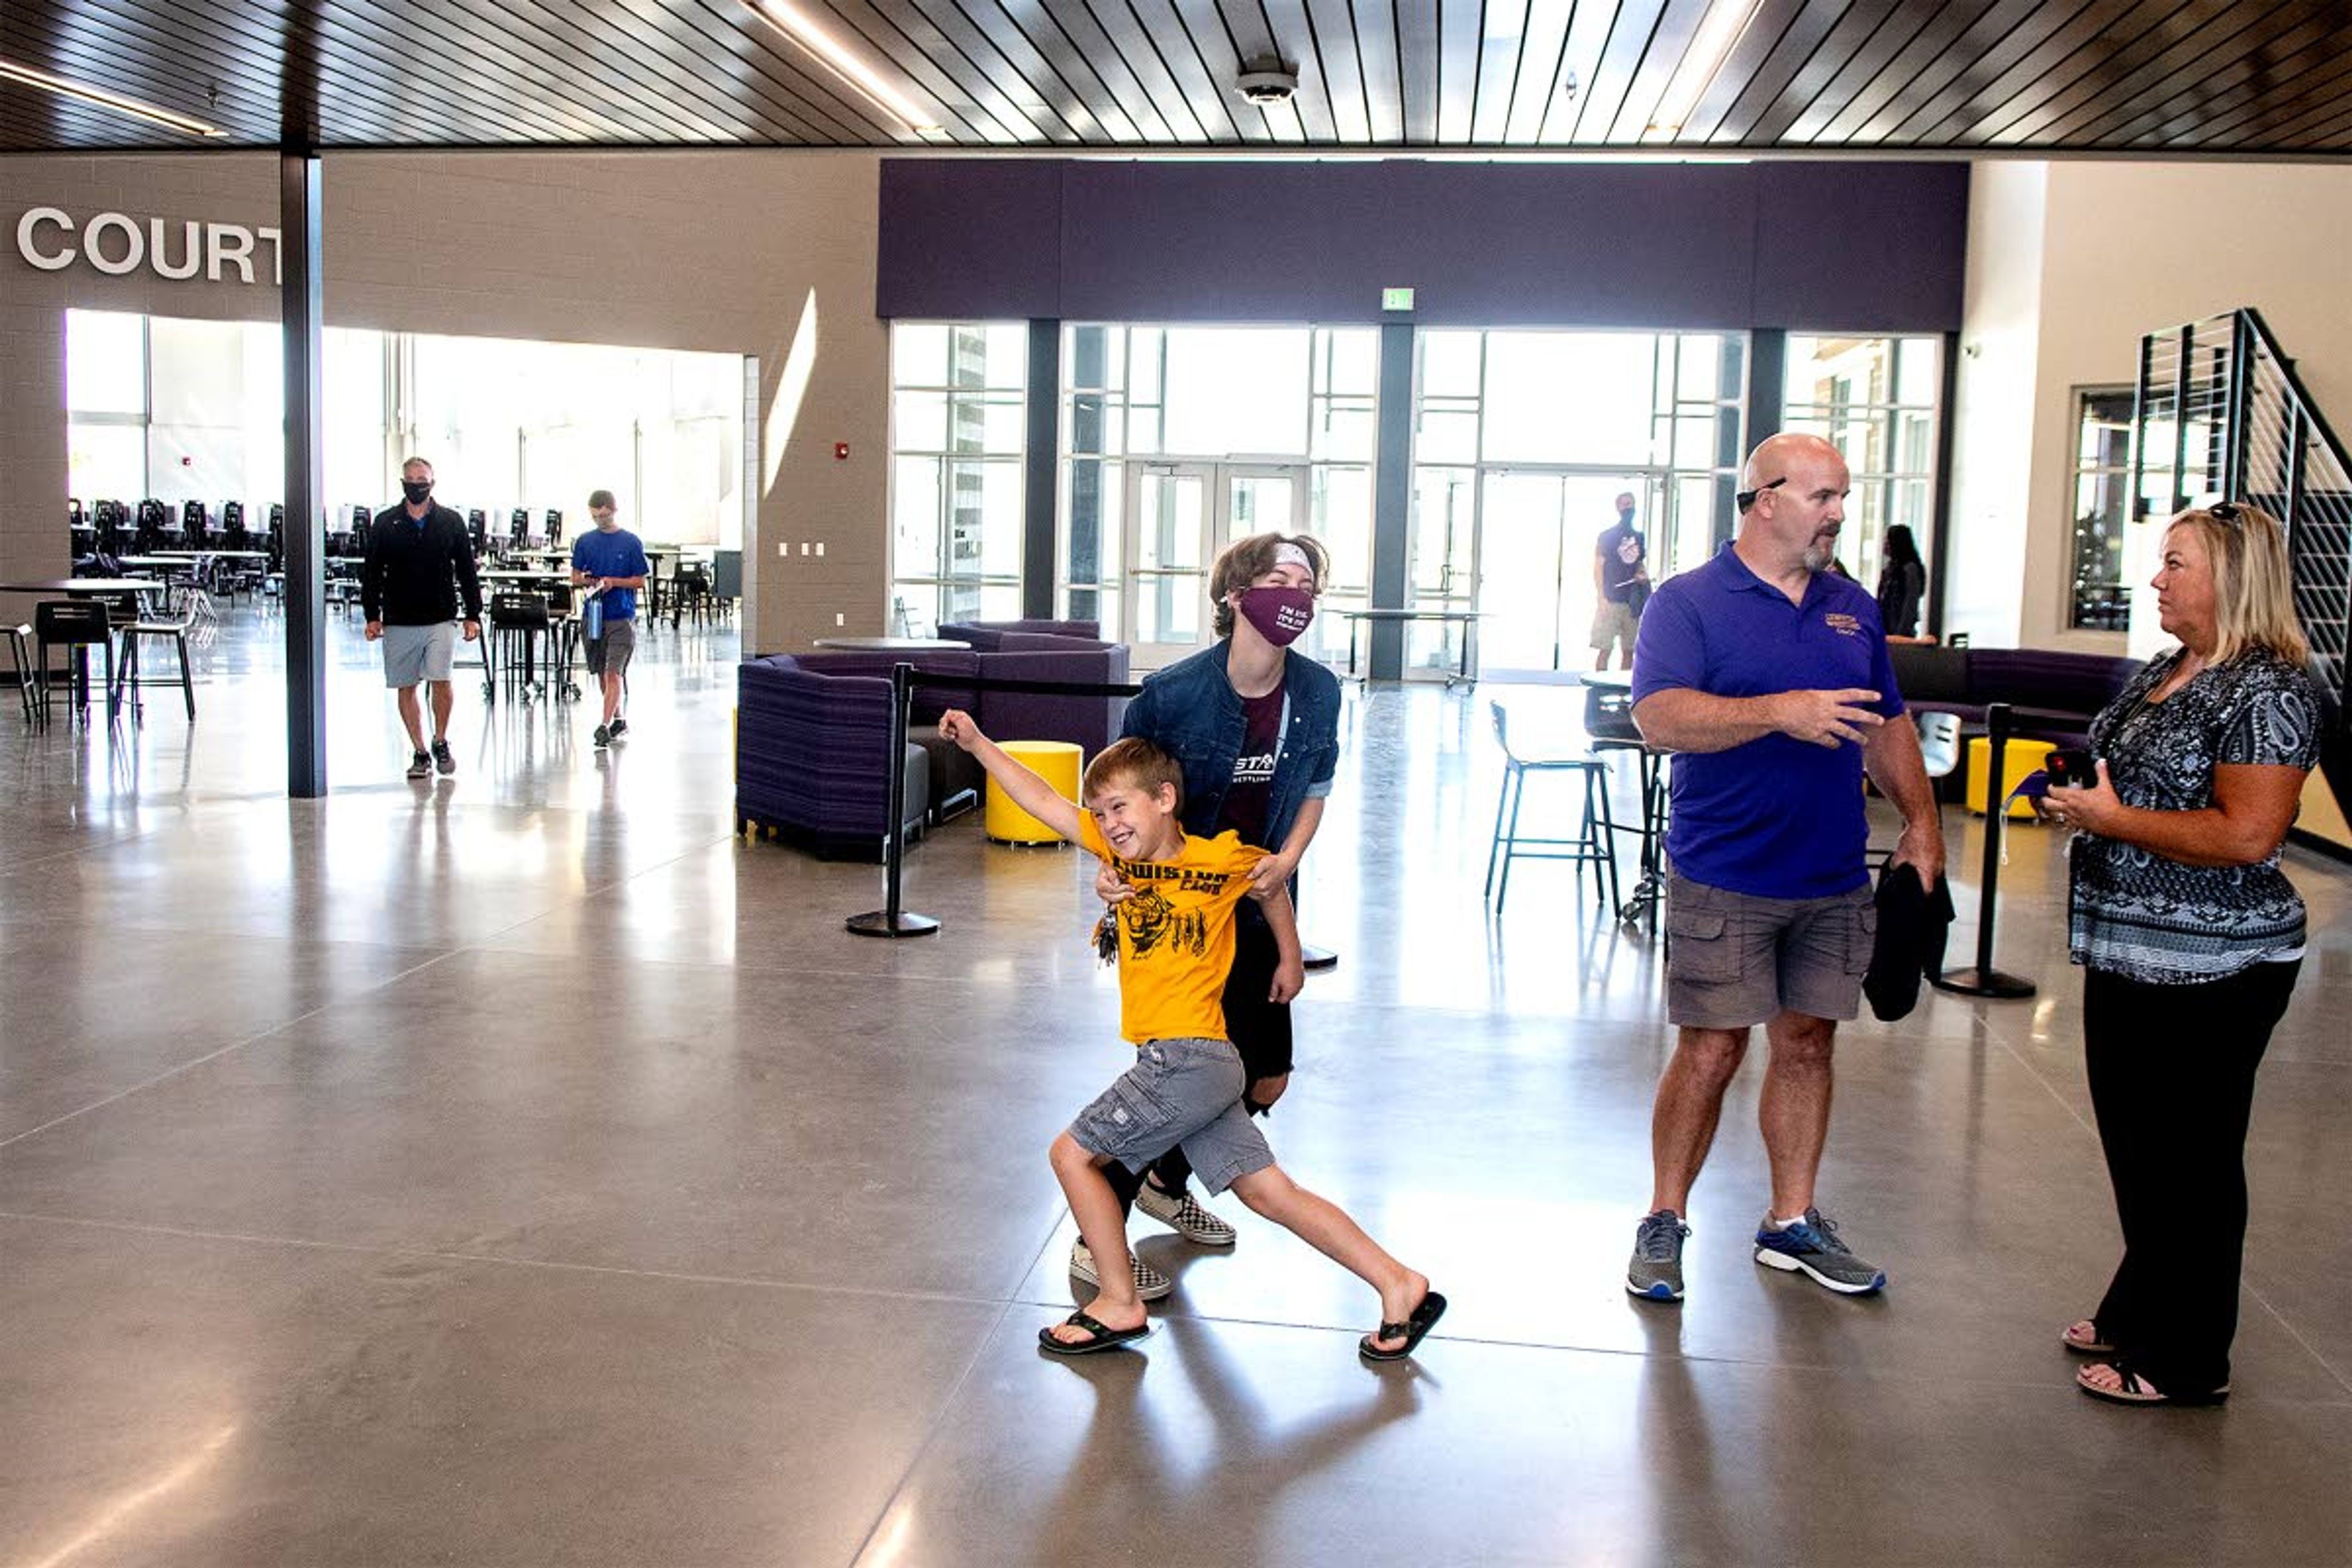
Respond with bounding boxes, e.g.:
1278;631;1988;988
875;159;1063;319
1749;162;1971;331
876;159;1967;331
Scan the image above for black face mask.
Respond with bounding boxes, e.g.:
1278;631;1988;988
402;480;432;505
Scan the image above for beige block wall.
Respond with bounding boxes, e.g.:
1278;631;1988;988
0;150;891;650
1950;158;2352;655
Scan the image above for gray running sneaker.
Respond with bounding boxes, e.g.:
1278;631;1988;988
405;748;432;780
1754;1208;1887;1295
1627;1208;1691;1301
1069;1241;1174;1302
431;737;456;776
1136;1182;1237;1246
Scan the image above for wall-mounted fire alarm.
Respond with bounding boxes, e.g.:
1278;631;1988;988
834;442;850;461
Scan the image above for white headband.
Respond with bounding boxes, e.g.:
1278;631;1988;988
1273;542;1315;578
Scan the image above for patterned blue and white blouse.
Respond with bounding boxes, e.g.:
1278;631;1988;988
2068;646;2323;984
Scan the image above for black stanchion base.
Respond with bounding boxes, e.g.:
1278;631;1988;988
1302;944;1338;971
846;911;941;938
1929;967;2037;999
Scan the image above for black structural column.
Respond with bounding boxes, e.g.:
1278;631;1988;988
1022;318;1061;620
1368;322;1415;680
281;149;327;797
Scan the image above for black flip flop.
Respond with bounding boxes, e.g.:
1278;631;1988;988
1359;1290;1448;1362
1038;1310;1152;1356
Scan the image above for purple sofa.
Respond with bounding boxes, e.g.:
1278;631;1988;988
1890;643;2143;753
736;626;1130;861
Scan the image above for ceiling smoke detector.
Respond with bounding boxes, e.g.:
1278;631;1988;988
1236;61;1298;105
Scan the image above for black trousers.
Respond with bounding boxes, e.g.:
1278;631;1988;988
1105;900;1294;1210
2082;958;2299;1396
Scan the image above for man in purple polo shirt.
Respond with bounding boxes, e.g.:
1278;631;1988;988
1624;432;1944;1303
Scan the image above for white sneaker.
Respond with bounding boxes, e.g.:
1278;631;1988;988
1136;1182;1238;1246
1069;1241;1173;1301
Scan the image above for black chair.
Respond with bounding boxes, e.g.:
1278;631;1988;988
669;563;715;630
509;508;529;550
4;622;36;723
34;599;116;726
489;590;555;702
114;596;198;722
134;499;168;552
182;500;210;548
1484;699;1620;917
467;508;488;555
545;509;564;549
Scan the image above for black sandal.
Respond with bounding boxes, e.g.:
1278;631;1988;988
2076;1359;2230;1406
1359;1290;1448;1362
1039;1309;1152;1356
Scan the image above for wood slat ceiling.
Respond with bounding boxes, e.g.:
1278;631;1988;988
2;0;2349;154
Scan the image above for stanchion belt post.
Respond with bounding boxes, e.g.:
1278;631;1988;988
1930;700;2036;999
846;660;941;938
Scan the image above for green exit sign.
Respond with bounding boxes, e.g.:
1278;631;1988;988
1381;287;1415;312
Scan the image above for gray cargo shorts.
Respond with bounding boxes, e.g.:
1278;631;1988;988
1664;872;1876;1029
586;617;636;678
1069;1036;1275;1196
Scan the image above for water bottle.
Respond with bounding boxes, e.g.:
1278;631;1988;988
581;584;604;642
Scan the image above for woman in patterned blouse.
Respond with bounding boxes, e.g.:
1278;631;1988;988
2042;502;2323;1408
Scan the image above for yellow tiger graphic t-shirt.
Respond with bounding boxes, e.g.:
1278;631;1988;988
1078;816;1267;1045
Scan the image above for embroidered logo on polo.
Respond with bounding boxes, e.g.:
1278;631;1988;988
1824;612;1861;637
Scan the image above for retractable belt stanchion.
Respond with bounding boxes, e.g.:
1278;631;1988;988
1931;700;2037;999
845;664;1147;940
846;662;940;938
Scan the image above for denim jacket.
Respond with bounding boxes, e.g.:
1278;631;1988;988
1120;640;1341;851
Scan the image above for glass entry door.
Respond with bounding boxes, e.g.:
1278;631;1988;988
1474;471;1659;677
1123;461;1308;668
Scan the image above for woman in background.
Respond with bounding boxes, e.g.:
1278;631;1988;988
1875;524;1926;638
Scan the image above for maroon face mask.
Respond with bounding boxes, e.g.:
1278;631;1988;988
1238;585;1316;646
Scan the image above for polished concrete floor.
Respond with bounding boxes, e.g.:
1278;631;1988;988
2;606;2349;1567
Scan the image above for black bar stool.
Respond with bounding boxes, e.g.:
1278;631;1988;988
114;606;198;722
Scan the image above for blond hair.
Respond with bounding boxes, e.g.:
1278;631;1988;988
1084;737;1184;809
2167;503;2309;666
1209;532;1329;639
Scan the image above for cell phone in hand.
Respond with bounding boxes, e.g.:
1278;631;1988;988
2045;748;2098;788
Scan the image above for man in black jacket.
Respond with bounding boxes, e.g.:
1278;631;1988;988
361;456;483;779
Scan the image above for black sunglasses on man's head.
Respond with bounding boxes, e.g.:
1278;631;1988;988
1735;476;1787;511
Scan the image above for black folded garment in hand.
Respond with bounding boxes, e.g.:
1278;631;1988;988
1866;862;1956;1022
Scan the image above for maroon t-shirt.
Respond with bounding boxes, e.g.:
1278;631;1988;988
1216;682;1285;847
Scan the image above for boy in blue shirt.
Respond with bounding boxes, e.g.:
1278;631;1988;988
940;710;1444;1360
569;489;649;748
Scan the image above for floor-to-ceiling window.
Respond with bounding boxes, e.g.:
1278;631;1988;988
65;309;746;546
1059;324;1376;668
888;323;1026;636
1409;330;1743;678
1781;334;1941;601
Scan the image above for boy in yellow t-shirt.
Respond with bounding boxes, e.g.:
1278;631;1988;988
940;712;1446;1361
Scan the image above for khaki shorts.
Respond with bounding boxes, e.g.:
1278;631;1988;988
1591;598;1638;655
1664;872;1876;1029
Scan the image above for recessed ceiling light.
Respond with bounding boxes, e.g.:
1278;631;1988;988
750;1;943;135
0;56;225;138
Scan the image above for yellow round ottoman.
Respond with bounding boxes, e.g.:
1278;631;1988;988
986;740;1084;845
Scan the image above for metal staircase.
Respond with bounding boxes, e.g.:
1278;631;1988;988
2131;309;2350;824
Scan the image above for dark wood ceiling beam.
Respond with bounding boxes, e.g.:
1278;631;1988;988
2192;49;2352;149
1856;0;2064;143
1740;0;1902;143
1975;0;2244;146
1776;0;1932;140
2082;10;2352;146
1808;0;2003;143
1683;0;1815;145
1901;0;2122;143
2160;35;2352;147
2029;0;2332;146
0;10;376;145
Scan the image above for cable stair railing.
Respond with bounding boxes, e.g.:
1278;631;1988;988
2130;308;2351;834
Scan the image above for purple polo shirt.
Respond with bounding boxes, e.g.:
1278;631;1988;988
1630;541;1903;900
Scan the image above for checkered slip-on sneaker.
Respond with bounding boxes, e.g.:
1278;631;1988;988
1069;1241;1173;1301
1136;1183;1238;1246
